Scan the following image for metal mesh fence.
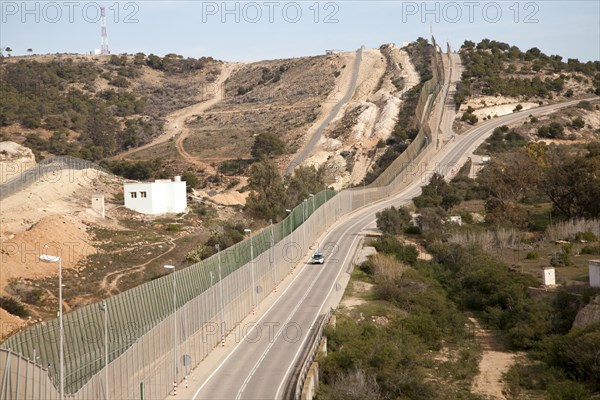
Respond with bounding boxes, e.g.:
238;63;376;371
0;40;445;399
0;156;110;200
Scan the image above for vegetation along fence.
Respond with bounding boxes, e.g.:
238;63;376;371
0;37;446;399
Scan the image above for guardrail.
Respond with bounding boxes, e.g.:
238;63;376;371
282;309;332;400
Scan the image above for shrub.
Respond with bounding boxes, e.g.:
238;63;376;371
580;244;600;255
575;231;597;242
525;251;539;260
251;132;286;160
166;224;181;232
577;100;593;110
404;226;422;235
375;206;411;235
372;236;418;266
0;296;29;317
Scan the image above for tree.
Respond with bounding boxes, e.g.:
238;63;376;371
413;173;462;211
284;165;325;208
416;207;444;233
27;48;33;55
478;151;541;227
5;47;12;56
244;161;286;221
251;132;286;160
478;152;541;204
543;146;600;218
376;206;411;235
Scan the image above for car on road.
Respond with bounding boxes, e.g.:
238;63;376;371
310;252;325;264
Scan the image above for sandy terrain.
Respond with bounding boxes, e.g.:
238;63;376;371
460;95;539;120
469;317;518;399
305;45;421;189
196;189;250;206
114;62;239;174
1;168;121;240
0;163;125;333
0;141;36;184
173;63;240;172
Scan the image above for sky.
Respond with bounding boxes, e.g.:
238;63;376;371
1;1;599;62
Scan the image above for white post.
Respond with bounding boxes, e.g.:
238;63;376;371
286;209;292;274
164;265;176;395
58;257;64;400
216;245;225;339
302;199;307;253
99;301;109;400
244;229;255;313
39;252;64;400
270;219;276;291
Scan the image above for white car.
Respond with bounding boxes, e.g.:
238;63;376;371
310;252;325;264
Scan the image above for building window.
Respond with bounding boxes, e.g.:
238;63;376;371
130;192;137;198
140;191;147;198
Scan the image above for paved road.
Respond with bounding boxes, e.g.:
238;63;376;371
186;89;594;399
285;48;363;175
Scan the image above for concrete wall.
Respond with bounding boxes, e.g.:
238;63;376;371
301;363;319;400
124;178;186;215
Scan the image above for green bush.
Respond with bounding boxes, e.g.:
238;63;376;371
575;231;597;242
166;224;181;232
525;251;539;260
0;296;29;317
580;244;600;255
372;236;418;266
251;132;286;160
376;206;411;235
547;381;589;400
404;225;422;235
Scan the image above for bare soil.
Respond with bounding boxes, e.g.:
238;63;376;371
469;317;520;399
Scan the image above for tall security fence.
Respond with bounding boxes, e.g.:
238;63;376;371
0;156;110;200
370;37;443;188
0;39;446;400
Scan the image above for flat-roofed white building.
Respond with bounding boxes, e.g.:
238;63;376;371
124;176;187;215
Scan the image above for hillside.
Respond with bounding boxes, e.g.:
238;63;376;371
0;53;222;161
454;39;600;135
1;38;597;342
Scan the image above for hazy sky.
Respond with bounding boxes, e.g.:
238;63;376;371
1;1;599;62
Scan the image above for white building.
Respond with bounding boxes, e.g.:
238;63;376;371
590;260;600;288
124;176;187;215
449;216;462;226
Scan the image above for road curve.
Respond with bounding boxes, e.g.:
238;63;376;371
183;97;596;400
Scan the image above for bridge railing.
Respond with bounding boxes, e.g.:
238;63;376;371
0;37;447;400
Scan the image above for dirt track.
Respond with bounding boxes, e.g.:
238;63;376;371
469;317;518;399
114;63;240;174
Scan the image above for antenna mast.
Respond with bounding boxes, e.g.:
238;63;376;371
100;7;109;55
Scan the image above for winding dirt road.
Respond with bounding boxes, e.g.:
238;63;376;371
115;63;239;173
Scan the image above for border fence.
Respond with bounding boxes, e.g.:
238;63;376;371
0;156;110;200
0;38;445;400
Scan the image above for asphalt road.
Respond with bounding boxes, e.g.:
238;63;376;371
188;92;594;399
